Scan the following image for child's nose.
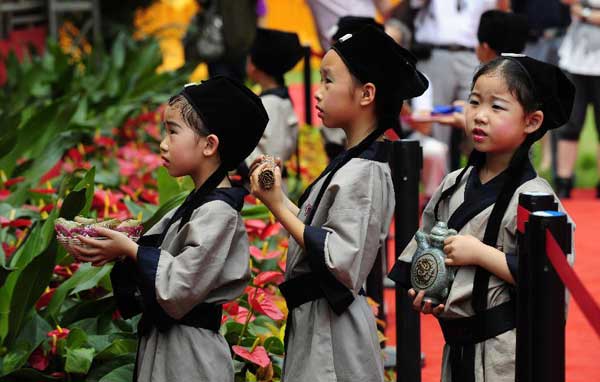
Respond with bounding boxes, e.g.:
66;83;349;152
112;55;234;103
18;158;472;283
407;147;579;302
314;87;323;102
159;138;168;153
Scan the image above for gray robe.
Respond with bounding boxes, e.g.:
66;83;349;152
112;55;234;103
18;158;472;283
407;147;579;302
396;166;574;382
283;143;395;382
246;89;298;167
133;193;251;382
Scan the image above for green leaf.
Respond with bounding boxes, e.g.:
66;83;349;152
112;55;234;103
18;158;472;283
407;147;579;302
0;343;30;377
142;191;187;232
98;363;134;382
157;167;183;206
66;328;89;349
65;347;95;374
263;336;285;355
60;296;116;327
3;244;56;348
123;199;157;224
59;188;88;219
86;355;135;382
45;263;111;319
245;370;258;381
95;339;137;361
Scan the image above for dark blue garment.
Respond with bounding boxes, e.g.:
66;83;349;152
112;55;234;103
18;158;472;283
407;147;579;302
512;0;571;32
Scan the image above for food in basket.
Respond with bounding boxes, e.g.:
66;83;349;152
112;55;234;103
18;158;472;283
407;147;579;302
55;216;142;253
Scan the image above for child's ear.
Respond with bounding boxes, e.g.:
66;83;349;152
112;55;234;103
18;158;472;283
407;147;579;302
359;83;376;107
524;110;544;134
203;134;220;157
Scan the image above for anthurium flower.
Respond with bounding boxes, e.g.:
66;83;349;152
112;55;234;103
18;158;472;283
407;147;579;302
0;190;10;201
253;271;284;287
36;288;56;310
0;217;32;228
2;242;16;259
40;160;63;183
247;287;284;321
249;246;282;261
260;222;281;240
28;347;50;371
3;176;25;187
232;345;271;368
47;327;70;354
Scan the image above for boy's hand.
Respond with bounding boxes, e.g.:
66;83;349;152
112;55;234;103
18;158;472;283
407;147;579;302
249;160;285;213
71;227;138;266
443;234;485;266
408;289;445;316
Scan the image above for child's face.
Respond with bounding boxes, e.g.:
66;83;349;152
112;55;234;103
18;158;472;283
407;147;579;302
465;73;529;154
159;105;206;178
314;50;362;129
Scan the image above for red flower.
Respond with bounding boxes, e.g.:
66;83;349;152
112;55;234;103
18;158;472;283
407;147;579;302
53;263;79;278
40;160;63;183
254;271;284;287
247;287;284;321
232;345;271;368
244;194;258;205
0;190;11;201
29;188;57;195
249;246;282;261
2;242;16;258
3;176;25;187
140;189;159;205
0;217;32;228
28;347;49;371
260;222;282;240
47;327;70;354
94;135;116;148
36;288;56;310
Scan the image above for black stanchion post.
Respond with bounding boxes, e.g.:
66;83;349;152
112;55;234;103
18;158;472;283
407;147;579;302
516;192;558;382
522;210;571;382
303;46;312;127
389;139;422;382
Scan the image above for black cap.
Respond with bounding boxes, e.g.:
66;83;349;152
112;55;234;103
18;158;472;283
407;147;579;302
181;76;269;170
500;54;574;134
250;28;304;78
331;16;384;42
331;25;429;103
478;10;528;55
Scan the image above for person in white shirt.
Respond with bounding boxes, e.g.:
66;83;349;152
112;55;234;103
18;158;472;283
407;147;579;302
411;0;508;170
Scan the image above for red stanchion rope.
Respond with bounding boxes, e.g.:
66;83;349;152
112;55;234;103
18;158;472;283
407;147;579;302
545;229;600;337
518;205;600;337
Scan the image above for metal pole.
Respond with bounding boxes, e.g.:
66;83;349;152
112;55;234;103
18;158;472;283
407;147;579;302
389;139;422;382
522;211;570;382
516;192;558;382
303;46;312;127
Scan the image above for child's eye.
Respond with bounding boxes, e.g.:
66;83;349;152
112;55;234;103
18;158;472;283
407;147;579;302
492;104;506;110
325;77;332;84
468;99;479;105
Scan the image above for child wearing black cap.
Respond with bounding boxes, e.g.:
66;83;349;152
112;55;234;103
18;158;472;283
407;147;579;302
72;76;268;382
321;16;386;161
249;26;428;381
245;28;304;176
391;55;576;382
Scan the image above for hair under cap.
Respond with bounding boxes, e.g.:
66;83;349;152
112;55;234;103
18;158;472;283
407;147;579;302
478;10;528;55
250;28;304;79
499;54;574;137
331;25;429;102
180;76;269;170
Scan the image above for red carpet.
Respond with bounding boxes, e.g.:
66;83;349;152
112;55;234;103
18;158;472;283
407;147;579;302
384;189;600;381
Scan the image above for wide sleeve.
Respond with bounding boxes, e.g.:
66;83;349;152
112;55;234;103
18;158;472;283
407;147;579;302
303;162;394;293
136;204;245;320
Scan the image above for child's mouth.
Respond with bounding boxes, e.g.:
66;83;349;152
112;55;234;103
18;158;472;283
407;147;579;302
472;128;487;143
161;157;170;166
